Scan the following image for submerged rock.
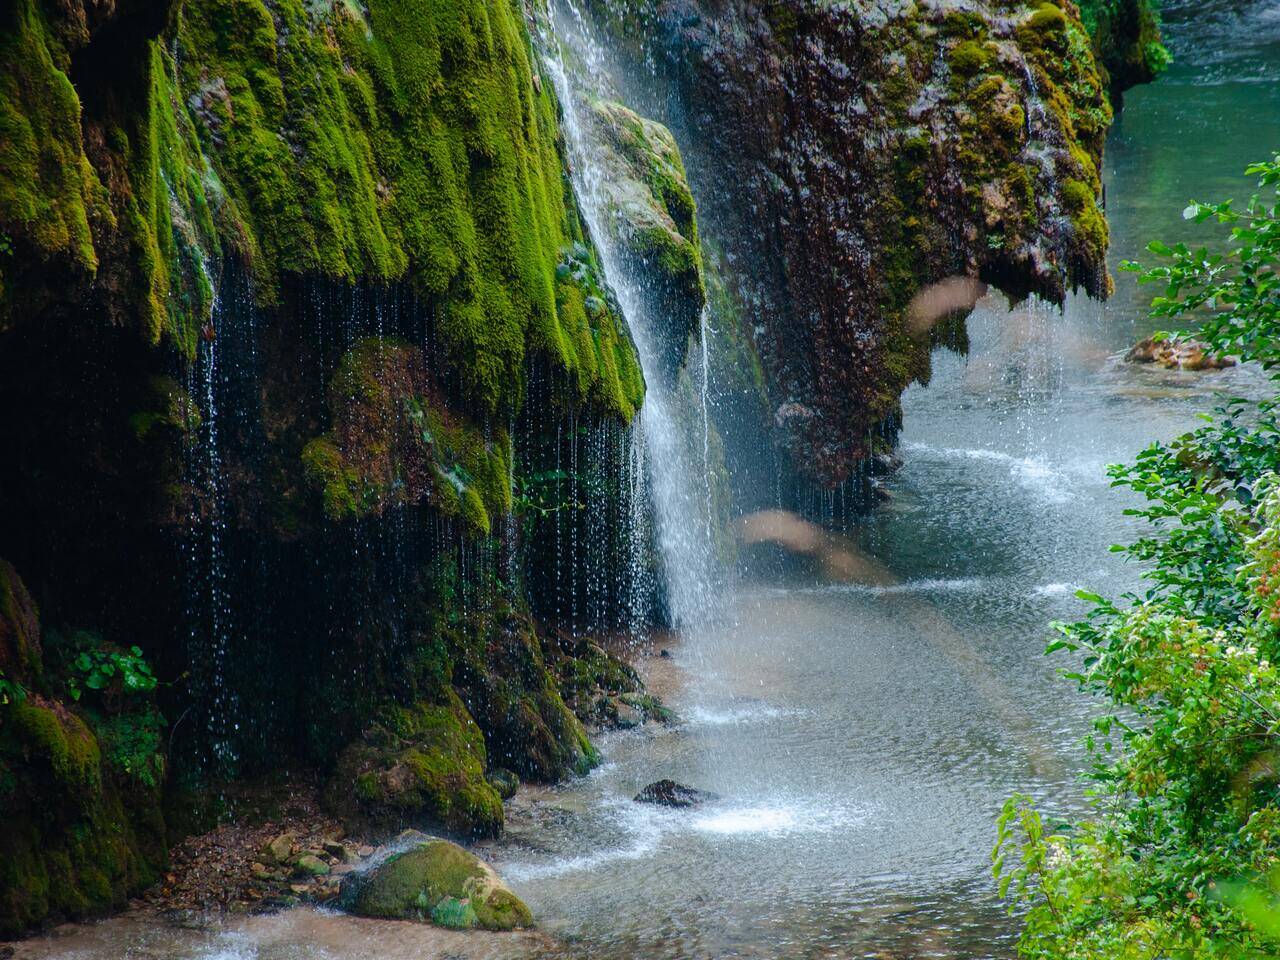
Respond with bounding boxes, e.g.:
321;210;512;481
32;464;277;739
634;780;719;808
342;839;533;931
1125;337;1235;371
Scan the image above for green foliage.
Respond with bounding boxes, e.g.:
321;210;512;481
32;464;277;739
66;640;157;703
0;668;24;706
997;158;1280;957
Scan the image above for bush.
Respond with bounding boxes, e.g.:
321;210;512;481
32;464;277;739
996;157;1280;957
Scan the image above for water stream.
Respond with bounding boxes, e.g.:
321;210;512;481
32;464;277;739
11;2;1278;957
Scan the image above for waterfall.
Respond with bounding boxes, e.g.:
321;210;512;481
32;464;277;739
185;256;239;776
540;1;722;633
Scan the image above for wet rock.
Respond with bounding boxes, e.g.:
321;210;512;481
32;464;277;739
486;768;520;800
1125;336;1235;370
260;833;295;867
586;100;705;382
342;839;533;931
324;691;504;839
292;854;330;878
612;698;645;729
323;839;360;864
634;780;719;808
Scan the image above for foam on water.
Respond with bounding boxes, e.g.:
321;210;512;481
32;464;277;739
902;442;1077;503
685;703;799;726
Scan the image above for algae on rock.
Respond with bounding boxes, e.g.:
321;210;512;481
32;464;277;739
343;838;533;930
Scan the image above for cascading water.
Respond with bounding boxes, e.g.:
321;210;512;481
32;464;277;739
540;0;723;634
184;257;240;777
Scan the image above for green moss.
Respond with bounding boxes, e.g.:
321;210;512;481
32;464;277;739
460;488;490;538
171;0;642;421
0;0;100;284
949;39;995;78
1076;0;1169;95
1028;3;1069;36
346;838;532;929
12;701;101;791
326;689;504;837
299;338;519;534
1061;177;1109;257
301;436;363;520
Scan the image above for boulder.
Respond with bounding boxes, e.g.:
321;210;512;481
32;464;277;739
324;690;504;839
292;854;330;878
260;832;295;867
342;839;533;931
634;779;719;808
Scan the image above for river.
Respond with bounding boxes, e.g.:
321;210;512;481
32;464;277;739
11;2;1279;958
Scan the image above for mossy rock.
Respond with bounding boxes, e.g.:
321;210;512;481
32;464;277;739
325;689;504;838
300;338;512;534
0;696;166;937
343;838;532;930
587;99;705;381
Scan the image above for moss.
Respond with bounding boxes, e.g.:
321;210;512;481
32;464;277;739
11;700;101;791
345;838;532;929
301;436;363;520
588;99;705;378
300;338;517;533
171;0;642;421
1027;3;1069;36
0;560;41;685
949;39;995;78
0;694;166;937
0;0;101;291
460;488;490;538
326;689;504;838
1076;0;1169;95
1061;177;1109;258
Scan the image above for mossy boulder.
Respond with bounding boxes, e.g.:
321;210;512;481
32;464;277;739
325;689;504;839
587;99;705;381
343;838;532;930
0;696;166;937
448;608;600;782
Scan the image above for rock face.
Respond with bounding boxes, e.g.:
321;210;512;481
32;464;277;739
342;839;533;931
0;564;167;938
0;0;665;935
592;0;1118;492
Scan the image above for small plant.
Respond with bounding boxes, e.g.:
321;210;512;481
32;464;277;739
0;667;25;706
68;643;158;702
